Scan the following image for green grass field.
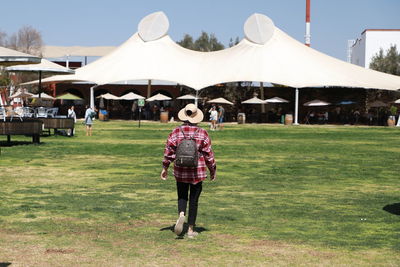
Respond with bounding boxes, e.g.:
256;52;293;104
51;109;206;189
0;121;399;266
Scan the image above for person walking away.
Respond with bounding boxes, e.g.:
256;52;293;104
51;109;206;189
161;103;217;238
67;105;77;136
84;105;97;136
217;105;225;130
208;105;218;131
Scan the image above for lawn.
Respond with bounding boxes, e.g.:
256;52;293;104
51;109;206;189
0;121;399;266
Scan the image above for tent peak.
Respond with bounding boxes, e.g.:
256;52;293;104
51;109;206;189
244;13;275;45
138;11;169;42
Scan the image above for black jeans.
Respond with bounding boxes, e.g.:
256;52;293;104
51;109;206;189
176;181;203;226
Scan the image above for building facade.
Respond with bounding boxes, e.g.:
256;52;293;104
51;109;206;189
350;29;400;68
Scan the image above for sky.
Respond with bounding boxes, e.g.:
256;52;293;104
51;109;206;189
1;0;399;61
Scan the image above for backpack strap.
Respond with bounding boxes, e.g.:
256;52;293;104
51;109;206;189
179;126;200;140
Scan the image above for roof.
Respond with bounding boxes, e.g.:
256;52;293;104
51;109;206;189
42;46;116;58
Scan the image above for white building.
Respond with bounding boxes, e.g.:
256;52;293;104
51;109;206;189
350;29;400;68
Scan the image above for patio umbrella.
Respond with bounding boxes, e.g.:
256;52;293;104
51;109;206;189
303;99;330;106
56;93;83;100
207;97;234;105
96;93;120;100
177;94;200;100
9;88;33;99
6;58;74;97
0;46;41;66
119;92;145;100
146;93;171;102
241;96;266;104
368;100;387;108
265;97;289;103
31;92;55;100
394;99;400;104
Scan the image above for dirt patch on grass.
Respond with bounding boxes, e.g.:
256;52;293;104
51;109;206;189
45;248;75;254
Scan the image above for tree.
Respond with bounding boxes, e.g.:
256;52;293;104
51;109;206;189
369;45;400;76
228;37;240;47
177;31;224;52
177;34;194;50
16;26;43;56
0;30;7;46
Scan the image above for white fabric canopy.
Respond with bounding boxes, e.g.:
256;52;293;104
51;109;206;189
119;92;145;100
9;88;33;99
303;100;330;106
31;92;55;100
208;97;234;105
265;97;289;103
31;12;400;91
177;94;200;100
97;93;119;100
6;58;74;74
0;46;41;66
241;97;266;104
394;99;400;104
146;93;171;102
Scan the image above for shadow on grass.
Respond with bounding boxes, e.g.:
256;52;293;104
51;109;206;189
0;263;12;267
0;141;35;146
160;223;208;239
383;203;400;215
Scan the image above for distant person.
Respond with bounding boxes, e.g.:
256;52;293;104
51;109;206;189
217;105;225;130
161;103;217;238
67;105;77;136
84;105;97;136
209;105;218;131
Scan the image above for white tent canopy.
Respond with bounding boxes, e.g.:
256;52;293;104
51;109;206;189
119;92;145;100
31;12;400;91
241;97;266;104
208;97;234;105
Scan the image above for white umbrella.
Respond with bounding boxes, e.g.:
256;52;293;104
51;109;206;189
241;96;266;104
146;93;171;102
119;92;145;100
207;97;234;105
394;99;400;104
303;99;330;106
6;58;74;74
96;93;119;100
265;97;289;103
177;94;200;100
9;88;33;99
31;92;55;100
0;46;41;66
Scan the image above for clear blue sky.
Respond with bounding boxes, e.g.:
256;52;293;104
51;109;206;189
1;0;399;61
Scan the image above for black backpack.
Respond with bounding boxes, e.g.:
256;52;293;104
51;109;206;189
175;127;200;167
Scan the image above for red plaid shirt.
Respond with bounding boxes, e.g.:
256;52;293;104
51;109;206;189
163;124;216;184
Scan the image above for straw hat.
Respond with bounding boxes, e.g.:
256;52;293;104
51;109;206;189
178;103;204;124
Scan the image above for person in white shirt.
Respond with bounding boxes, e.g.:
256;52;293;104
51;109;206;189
67;105;77;136
208;105;218;131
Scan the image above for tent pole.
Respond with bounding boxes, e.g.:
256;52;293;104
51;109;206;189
90;85;97;109
294;88;300;125
195;90;198;106
147;79;152;98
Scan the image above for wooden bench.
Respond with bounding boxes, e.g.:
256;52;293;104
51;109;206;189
0;119;43;144
36;118;75;136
